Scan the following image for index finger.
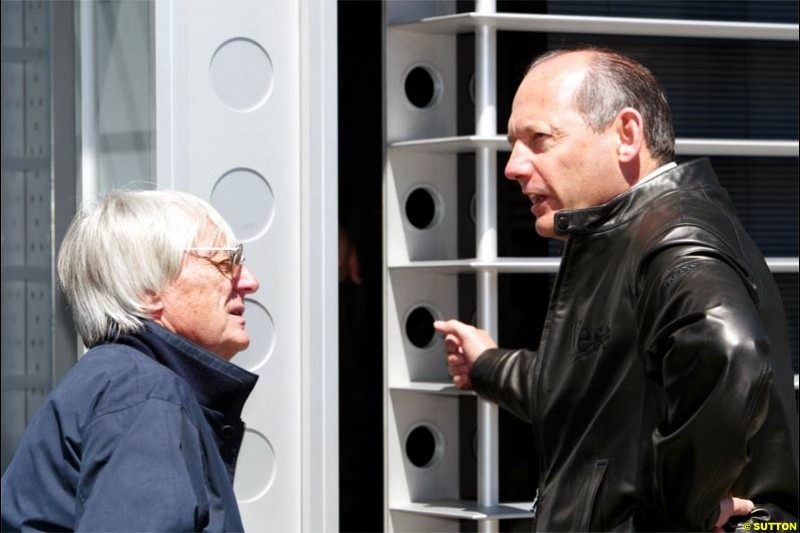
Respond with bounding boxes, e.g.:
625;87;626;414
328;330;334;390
433;319;471;337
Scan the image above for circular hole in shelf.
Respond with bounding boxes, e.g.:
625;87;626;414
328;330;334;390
405;423;442;469
469;72;476;105
404;186;440;230
404;64;441;109
405;305;438;349
469;193;477;226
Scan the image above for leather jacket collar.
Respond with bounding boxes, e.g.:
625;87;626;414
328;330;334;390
554;158;718;237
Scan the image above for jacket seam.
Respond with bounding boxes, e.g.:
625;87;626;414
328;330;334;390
85;396;201;433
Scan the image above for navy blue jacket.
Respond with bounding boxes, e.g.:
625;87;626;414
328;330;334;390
1;322;258;532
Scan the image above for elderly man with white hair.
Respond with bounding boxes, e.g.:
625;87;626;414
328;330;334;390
1;190;260;531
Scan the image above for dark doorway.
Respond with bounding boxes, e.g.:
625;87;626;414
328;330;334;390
338;1;384;532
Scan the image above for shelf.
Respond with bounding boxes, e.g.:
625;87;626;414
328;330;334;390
675;139;799;158
391;499;535;520
389;257;798;274
391;382;475;396
391;13;799;41
389;258;561;274
391;135;508;154
390;136;800;158
769;258;800;274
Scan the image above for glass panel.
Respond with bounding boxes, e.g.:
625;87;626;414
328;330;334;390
0;0;156;475
1;0;53;473
94;0;155;191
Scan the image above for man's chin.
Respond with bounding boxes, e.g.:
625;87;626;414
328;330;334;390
236;336;251;351
222;336;251;361
535;219;557;240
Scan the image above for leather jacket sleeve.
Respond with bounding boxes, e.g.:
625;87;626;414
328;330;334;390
471;347;538;424
636;239;773;531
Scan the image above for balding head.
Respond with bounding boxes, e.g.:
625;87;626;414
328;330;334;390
527;48;675;165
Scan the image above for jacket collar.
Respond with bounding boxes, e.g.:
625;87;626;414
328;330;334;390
554;158;720;237
115;322;259;420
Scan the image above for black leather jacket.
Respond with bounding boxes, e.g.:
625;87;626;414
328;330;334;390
472;159;799;531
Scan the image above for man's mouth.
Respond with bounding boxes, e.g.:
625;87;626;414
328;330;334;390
528;193;545;208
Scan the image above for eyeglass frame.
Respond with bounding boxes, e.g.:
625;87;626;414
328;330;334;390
184;243;245;274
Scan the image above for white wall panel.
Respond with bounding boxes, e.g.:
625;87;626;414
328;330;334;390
156;1;304;530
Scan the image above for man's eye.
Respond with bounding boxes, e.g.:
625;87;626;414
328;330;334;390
210;257;233;273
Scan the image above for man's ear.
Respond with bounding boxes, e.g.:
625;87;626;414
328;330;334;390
614;107;644;164
141;290;164;320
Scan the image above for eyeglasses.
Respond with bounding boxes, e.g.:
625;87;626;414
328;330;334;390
185;243;245;275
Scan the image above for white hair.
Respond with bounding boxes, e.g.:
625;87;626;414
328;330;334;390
57;190;236;347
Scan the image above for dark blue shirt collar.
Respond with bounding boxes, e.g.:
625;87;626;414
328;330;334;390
113;322;258;421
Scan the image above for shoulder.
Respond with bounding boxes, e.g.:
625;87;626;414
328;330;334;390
50;344;199;422
632;180;752;274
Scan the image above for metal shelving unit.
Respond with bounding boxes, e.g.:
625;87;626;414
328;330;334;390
384;2;799;532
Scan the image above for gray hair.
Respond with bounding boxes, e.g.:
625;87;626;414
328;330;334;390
57;190;235;347
529;47;675;164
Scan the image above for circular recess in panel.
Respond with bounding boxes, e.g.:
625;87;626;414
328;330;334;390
233;428;276;503
403;63;443;109
230;299;275;371
403;185;443;231
469;193;477;226
209;38;274;112
469;72;476;105
211;168;275;241
403;303;441;349
404;422;444;469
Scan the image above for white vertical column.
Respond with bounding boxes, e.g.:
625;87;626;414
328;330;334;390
153;1;320;530
77;0;97;360
474;1;498;532
79;0;97;206
300;0;339;531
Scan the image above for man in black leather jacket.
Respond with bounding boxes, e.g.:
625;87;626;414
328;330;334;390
434;48;799;531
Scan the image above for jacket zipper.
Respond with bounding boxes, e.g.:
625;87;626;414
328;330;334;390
531;238;573;517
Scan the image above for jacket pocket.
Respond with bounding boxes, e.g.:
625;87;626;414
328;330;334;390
574;459;609;532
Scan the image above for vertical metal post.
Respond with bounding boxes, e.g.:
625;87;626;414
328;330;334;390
475;1;498;532
51;0;78;382
77;0;96;359
79;0;96;206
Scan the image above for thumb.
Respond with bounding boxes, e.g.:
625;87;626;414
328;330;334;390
730;497;754;516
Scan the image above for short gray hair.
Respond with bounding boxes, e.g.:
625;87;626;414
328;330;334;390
529;47;675;164
57;190;236;347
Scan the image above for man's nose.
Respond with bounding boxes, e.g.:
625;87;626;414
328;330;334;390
236;266;260;294
504;142;533;182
